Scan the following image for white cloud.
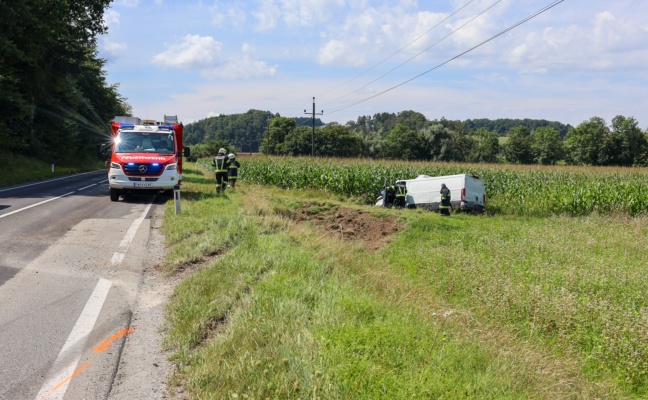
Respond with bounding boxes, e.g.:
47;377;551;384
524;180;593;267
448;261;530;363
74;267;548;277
201;43;277;79
152;35;223;69
102;38;128;56
118;0;140;7
252;0;346;30
318;39;365;66
253;0;281;31
103;10;120;28
504;9;648;73
211;3;246;29
280;0;345;27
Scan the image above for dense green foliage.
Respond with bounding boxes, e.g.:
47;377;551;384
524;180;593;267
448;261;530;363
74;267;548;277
183;109;324;152
0;0;130;164
463;117;572;137
215;156;648;217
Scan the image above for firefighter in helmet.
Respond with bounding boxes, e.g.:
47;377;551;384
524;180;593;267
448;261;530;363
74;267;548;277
384;184;396;207
440;183;451;216
212;148;230;193
227;153;240;190
394;182;407;209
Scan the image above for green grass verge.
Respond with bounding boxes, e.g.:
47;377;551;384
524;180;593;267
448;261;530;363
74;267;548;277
0;151;102;187
162;163;640;399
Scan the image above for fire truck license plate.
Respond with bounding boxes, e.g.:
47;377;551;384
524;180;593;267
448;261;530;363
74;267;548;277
134;183;152;187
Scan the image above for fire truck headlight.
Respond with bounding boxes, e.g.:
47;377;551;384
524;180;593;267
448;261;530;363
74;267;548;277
165;163;177;171
110;162;121;170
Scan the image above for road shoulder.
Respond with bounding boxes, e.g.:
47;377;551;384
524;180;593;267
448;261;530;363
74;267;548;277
107;205;177;400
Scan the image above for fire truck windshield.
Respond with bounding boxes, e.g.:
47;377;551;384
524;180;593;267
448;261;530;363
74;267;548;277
115;132;175;154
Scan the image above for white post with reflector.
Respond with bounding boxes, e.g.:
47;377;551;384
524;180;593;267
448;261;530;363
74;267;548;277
173;185;181;214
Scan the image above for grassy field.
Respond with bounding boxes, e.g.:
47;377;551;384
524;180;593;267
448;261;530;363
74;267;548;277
0;151;102;187
162;160;648;399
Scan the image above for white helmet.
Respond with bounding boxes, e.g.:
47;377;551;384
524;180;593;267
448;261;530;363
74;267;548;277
228;153;235;159
218;148;226;154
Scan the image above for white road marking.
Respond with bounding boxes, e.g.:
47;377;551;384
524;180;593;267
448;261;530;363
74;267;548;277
77;183;101;191
0;192;75;219
110;203;153;265
35;278;113;400
0;181;107;219
0;171;102;193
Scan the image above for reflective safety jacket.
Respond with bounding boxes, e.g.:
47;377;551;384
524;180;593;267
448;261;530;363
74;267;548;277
395;184;407;198
228;160;240;179
213;154;229;173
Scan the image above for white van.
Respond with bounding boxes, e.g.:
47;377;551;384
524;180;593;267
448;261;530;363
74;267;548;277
377;174;486;212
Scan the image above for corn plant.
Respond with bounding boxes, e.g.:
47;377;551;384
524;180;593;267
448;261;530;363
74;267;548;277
198;157;648;217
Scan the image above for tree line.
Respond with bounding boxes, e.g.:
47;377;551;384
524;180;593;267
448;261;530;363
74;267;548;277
188;109;648;167
0;1;129;164
183;109;326;157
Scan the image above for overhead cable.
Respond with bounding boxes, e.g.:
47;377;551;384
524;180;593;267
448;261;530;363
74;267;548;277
326;0;565;116
317;0;478;104
321;0;501;108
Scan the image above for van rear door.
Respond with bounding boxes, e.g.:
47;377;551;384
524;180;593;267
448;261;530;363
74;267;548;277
464;175;485;210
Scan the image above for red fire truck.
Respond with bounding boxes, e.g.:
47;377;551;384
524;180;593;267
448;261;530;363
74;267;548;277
106;115;190;201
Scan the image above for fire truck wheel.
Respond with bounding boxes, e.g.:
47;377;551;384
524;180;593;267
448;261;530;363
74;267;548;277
110;188;120;202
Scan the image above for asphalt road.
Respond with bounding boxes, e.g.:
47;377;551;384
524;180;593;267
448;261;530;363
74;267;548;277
0;171;170;400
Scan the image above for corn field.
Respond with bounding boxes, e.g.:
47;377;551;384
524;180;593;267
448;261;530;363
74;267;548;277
198;156;648;217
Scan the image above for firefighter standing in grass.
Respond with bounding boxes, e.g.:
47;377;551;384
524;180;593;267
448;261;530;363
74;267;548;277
440;183;451;216
227;153;240;190
394;182;407;209
212;148;230;193
384;185;396;207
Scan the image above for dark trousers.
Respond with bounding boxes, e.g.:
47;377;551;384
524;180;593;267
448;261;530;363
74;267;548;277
215;172;227;192
394;196;406;208
228;177;237;188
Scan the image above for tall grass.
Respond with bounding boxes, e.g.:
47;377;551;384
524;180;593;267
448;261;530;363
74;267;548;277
387;212;648;394
205;156;648;217
163;164;631;398
1;151;101;187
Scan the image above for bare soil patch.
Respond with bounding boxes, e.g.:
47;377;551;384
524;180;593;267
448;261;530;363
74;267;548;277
291;203;404;252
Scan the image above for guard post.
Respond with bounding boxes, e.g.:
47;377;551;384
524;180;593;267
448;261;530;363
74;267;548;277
173;184;181;214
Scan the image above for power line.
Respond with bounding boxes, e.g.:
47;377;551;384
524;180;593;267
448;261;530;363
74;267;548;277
304;97;324;156
317;0;478;105
326;0;566;116
321;0;502;108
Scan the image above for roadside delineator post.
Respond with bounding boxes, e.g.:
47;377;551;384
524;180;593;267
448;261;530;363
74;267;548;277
173;184;181;214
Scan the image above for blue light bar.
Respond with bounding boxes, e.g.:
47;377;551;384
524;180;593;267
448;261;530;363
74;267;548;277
127;162;135;166
158;125;174;130
120;124;135;129
152;163;160;167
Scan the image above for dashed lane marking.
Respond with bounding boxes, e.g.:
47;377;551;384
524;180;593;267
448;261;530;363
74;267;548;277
34;279;112;400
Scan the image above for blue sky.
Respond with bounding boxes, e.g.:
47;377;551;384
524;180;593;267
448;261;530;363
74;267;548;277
99;0;648;128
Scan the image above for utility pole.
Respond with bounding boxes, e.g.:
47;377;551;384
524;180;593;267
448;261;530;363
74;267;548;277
304;97;323;157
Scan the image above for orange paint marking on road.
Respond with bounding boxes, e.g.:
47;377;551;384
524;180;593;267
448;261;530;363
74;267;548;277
39;362;89;400
93;327;136;353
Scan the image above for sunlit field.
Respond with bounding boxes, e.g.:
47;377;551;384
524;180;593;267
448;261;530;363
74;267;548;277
163;160;648;398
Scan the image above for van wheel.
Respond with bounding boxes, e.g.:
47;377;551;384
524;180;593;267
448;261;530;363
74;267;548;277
110;188;120;202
